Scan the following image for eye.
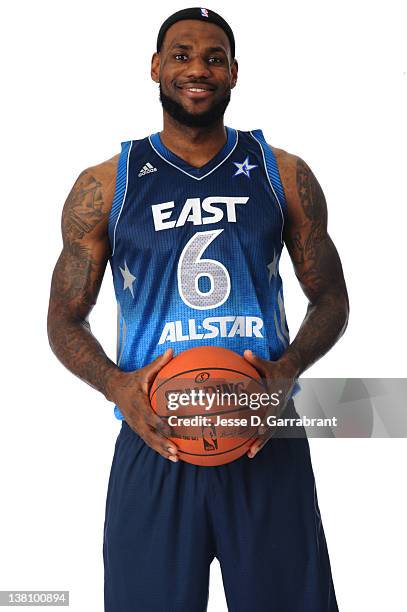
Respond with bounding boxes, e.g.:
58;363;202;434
208;56;222;64
174;54;188;61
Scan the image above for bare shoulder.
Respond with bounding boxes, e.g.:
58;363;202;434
270;145;301;204
270;145;326;223
87;153;120;195
62;153;120;244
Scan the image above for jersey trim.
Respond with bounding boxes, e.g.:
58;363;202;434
109;140;133;256
147;127;239;181
249;129;287;245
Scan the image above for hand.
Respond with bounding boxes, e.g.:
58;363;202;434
243;349;299;459
106;349;179;462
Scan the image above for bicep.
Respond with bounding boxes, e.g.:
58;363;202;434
49;236;109;321
49;168;112;320
283;157;346;303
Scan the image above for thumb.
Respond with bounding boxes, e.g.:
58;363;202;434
144;348;174;387
156;347;173;364
243;349;268;377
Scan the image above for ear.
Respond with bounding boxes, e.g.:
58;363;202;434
230;58;238;89
151;52;160;83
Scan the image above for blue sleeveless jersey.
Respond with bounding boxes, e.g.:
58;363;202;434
108;127;298;420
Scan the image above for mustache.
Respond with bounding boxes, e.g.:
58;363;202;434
159;83;231;129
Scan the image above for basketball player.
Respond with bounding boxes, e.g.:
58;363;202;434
47;7;349;611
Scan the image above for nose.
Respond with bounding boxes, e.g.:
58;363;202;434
184;54;211;80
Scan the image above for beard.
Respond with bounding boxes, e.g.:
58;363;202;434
159;83;231;128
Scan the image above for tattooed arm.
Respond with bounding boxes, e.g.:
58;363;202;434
47;158;178;461
243;150;349;457
276;150;349;376
47;159;120;396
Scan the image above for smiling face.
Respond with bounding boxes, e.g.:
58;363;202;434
151;19;238;128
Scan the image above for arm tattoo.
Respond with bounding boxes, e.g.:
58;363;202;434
62;171;105;241
50;242;95;306
288;158;328;267
48;169;118;398
282;158;349;374
56;170;109;306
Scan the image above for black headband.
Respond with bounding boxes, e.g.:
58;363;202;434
156;7;235;60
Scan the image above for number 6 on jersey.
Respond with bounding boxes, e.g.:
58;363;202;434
177;229;231;310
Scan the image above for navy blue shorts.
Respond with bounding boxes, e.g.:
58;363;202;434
103;401;339;611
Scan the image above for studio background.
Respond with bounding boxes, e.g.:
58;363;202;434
1;1;406;610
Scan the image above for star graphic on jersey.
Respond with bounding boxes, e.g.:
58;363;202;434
233;156;258;178
119;261;136;298
267;251;279;283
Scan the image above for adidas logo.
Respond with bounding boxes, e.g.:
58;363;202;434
138;162;158;177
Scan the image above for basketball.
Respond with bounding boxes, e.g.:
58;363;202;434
149;346;266;466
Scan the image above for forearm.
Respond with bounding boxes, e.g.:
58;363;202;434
281;288;349;376
47;314;119;400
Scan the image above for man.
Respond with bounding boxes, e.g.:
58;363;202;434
47;7;348;611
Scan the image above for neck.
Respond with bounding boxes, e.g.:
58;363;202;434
159;112;227;165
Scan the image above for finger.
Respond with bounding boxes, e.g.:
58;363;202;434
247;434;271;459
143;427;179;462
150;414;174;439
135;394;173;437
142;348;174;393
132;396;177;446
243;350;272;394
137;423;177;455
147;348;174;375
243;350;269;377
258;411;278;436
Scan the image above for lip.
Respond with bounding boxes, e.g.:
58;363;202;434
177;85;215;100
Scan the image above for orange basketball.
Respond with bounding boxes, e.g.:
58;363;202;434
149;346;266;466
